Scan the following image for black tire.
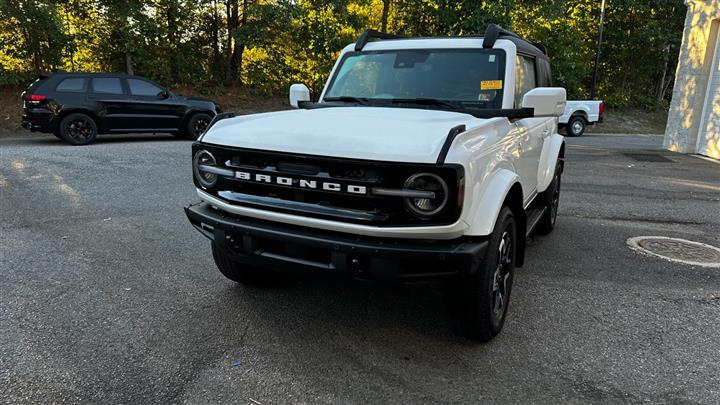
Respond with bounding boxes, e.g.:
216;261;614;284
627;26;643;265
211;242;273;285
535;161;562;235
449;206;516;342
179;113;212;140
59;113;98;145
566;116;586;137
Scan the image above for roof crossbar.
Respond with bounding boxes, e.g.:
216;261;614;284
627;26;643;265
355;29;404;51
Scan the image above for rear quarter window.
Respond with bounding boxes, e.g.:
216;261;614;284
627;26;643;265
56;78;87;92
91;78;124;94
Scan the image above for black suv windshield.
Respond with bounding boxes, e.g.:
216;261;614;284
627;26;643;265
324;49;506;109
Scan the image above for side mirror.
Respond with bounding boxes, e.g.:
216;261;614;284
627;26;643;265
158;90;170;99
289;84;310;108
522;87;566;117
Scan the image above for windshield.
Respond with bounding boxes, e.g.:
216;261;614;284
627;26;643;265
324;49;506;109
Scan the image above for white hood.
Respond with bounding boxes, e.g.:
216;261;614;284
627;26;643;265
202;107;485;163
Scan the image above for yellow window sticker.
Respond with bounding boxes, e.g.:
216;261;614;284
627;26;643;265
481;80;503;90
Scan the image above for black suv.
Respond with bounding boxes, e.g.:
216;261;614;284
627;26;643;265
21;73;220;145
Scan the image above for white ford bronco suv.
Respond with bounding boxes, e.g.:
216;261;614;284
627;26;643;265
185;24;567;342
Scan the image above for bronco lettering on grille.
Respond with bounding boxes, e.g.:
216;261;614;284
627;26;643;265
234;170;367;195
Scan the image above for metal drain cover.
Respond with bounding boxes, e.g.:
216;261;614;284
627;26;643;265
624;153;674;162
627;236;720;268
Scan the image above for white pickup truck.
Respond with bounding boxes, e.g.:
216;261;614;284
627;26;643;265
559;99;605;136
185;24;567;342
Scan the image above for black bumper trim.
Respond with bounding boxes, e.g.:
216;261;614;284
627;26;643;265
185;202;487;281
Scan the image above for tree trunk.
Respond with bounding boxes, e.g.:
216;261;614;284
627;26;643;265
166;1;179;82
232;44;245;85
656;45;670;108
224;0;239;85
381;0;390;32
121;13;133;75
211;0;221;81
125;51;134;75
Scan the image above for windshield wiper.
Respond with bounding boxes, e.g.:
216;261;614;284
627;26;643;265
323;96;370;105
389;98;461;109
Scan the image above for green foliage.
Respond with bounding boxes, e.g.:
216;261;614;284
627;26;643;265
0;0;686;108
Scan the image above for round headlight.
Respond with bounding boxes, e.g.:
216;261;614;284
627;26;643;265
193;149;218;188
403;173;448;216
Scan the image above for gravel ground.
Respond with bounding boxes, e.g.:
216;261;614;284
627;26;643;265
1;131;719;404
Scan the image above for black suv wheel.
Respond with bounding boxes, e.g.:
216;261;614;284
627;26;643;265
59;113;98;145
180;113;212;140
449;206;516;342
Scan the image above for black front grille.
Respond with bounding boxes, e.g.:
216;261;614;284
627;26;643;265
194;143;463;226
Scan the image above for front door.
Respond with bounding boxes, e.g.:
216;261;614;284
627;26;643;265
513;117;544;202
513;54;543;203
124;78;184;132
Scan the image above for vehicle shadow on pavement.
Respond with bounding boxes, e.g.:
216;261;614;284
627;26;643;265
224;275;465;343
0;133;187;146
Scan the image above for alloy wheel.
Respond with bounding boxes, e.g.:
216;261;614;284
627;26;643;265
193;118;210;136
572;121;583;134
550;174;561;225
66;118;93;140
491;229;512;320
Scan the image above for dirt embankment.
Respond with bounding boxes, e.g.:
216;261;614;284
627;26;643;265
587;108;668;135
0;87;22;133
0;85;668;135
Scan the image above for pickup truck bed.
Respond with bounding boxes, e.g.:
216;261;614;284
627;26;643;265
559;100;604;136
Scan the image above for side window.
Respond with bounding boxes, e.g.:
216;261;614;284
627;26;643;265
91;77;124;95
514;55;537;107
127;79;163;97
56;78;87;92
538;59;552;87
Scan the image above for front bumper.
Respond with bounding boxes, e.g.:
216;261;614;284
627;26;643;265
185;202;487;281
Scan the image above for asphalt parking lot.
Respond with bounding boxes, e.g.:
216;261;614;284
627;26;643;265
1;132;719;404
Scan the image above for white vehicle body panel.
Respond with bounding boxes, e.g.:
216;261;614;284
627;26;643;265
202;107;484;164
560;100;602;124
197;114;563;238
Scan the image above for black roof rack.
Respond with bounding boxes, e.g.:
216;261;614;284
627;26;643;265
532;42;547;55
352;25;547;56
482;24;522;49
483;23;547;55
355;29;404;51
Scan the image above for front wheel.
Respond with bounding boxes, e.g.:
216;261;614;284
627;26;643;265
449;206;516;342
179;113;212;140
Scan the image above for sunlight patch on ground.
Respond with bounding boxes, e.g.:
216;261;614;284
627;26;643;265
12;160;25;172
660;177;720;191
52;174;81;207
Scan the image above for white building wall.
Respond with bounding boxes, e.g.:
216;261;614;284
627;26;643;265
664;0;720;159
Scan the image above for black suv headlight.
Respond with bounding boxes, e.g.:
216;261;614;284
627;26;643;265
403;173;449;216
193;149;218;188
